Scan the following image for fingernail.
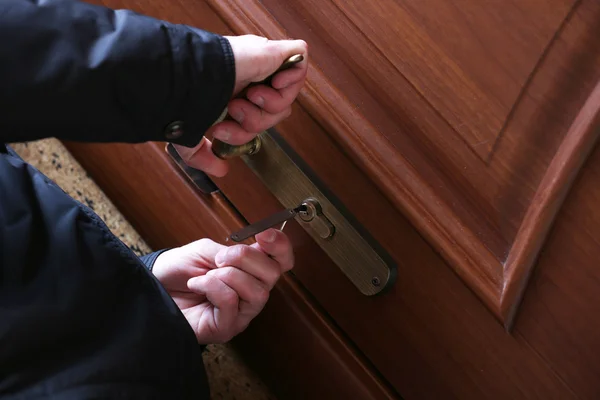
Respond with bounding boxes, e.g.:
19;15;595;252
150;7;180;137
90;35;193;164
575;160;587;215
263;229;277;243
232;110;244;123
252;96;264;107
214;129;231;141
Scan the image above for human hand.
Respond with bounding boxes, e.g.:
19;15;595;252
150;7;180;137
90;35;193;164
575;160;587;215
173;34;308;177
151;228;294;344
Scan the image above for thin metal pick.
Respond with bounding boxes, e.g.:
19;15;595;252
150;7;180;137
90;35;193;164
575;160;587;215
229;204;306;242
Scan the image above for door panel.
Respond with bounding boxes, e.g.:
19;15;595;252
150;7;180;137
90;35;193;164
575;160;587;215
63;141;398;400
272;0;573;157
68;0;600;398
208;93;589;400
207;0;600;324
516;143;600;398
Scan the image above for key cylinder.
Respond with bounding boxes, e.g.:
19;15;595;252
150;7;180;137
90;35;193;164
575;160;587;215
298;198;335;239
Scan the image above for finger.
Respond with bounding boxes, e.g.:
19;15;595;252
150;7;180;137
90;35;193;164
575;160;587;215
180;238;228;269
151;238;226;286
227;98;292;134
244;86;285;114
252;228;294;272
244;83;299;115
172;139;229;177
214;245;282;289
206;267;269;314
150;241;219;286
250;38;309;83
188;275;239;337
208;119;258;146
244;63;307;114
248;80;304;115
270;62;308;91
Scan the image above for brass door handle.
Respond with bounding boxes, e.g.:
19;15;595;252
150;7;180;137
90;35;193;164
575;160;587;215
211;135;262;159
211;54;304;160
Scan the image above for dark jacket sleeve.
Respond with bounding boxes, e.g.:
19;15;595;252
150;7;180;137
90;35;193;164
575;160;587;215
139;248;171;272
0;0;235;147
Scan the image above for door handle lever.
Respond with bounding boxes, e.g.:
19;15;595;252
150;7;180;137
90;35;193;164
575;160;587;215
211;54;304;160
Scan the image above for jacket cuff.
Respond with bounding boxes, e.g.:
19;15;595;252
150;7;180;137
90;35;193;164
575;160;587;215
160;29;236;148
139;248;172;272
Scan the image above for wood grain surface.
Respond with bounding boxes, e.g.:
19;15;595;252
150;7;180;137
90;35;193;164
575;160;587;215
503;80;600;326
65;131;600;400
67;0;600;398
64;141;399;400
206;0;600;326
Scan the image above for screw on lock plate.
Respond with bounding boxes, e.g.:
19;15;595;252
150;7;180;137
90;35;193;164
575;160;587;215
229;198;335;242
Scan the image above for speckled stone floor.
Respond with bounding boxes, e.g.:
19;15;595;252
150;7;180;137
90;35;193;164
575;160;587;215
10;138;276;400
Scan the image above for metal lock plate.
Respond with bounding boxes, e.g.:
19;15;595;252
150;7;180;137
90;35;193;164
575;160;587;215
240;130;396;296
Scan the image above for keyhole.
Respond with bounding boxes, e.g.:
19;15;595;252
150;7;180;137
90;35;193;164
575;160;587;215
298;201;316;222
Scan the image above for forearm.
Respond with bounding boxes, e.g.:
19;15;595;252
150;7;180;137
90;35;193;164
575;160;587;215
0;0;235;146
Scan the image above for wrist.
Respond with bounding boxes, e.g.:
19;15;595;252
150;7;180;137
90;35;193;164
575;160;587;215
150;248;178;278
139;248;172;272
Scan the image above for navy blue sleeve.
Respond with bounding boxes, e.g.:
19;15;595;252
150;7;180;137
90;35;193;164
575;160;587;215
139;249;171;272
0;0;235;148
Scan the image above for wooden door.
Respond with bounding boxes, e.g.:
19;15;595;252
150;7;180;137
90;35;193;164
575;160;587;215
68;0;600;398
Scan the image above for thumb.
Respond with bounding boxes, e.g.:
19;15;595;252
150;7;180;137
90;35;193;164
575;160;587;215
172;139;228;177
225;35;308;93
187;275;239;339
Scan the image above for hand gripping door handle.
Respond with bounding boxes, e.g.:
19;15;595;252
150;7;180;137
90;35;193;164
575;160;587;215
165;54;303;193
211;54;304;159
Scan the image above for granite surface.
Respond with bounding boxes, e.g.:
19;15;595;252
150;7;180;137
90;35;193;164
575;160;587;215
10;138;276;400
